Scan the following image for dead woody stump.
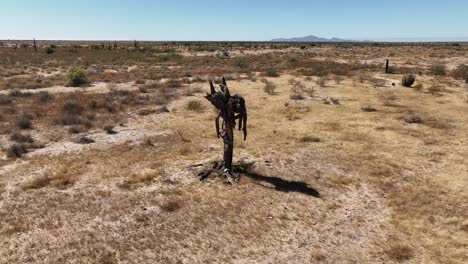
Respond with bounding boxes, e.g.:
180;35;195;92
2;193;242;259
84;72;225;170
198;77;248;183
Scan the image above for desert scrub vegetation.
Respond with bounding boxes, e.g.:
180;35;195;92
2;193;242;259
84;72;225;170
45;46;55;54
361;105;377;112
262;68;279;77
333;75;344;84
187;100;203;111
430;64;446;76
427;84;445;95
0;94;13;105
66;66;89;87
451;64;468;81
10;132;34;143
384;244;414;262
368;77;386;87
413;83;424;92
378;91;398;106
16;113;33;129
289;79;316;100
18;174;50;190
403;115;423;124
401;74;416;87
37;91;52;103
316;77;328;88
6;143;28;158
261;79;277;95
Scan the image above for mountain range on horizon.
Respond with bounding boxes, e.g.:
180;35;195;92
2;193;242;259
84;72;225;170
271;35;364;42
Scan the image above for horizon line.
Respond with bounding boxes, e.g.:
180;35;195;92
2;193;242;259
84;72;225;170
1;38;468;43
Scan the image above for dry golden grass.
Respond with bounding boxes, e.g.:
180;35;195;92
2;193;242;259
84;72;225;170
0;43;467;263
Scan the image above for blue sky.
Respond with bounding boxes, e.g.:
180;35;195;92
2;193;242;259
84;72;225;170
1;0;467;41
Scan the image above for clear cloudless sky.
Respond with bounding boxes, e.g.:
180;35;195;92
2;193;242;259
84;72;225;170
1;0;467;41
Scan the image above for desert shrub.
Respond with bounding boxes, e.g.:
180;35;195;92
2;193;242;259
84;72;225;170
68;125;83;134
323;97;340;105
361;105;377;112
0;95;13;105
160;200;182;212
138;86;148;93
166;79;183;88
9;89;32;97
103;125;116;134
217;50;230;58
304;86;316;97
427;84;445;95
233;58;248;69
290;79;307;100
45;47;55;54
190;86;203;94
431;64;446;76
16;113;32;129
155;52;182;62
10;132;34;143
316;77;328;88
404;115;423;124
19;174;50;190
378;91;398;106
300;60;355;77
413;83;424;92
385;245;414;262
401;74;416;87
75;136;95;144
56;102;93;126
135;79;146;85
247;72;257;82
262;79;277;95
37;91;52;103
290;92;305;100
63;102;84;116
369;77;386;87
6;143;28;158
187;100;202;111
451;64;468;80
299;136;321;143
333;75;344;84
262;68;279;77
66;66;89;87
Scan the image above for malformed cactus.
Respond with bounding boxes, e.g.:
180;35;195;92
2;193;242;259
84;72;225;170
402;74;416;87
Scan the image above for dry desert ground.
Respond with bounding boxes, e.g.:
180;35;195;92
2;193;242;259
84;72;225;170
0;41;467;263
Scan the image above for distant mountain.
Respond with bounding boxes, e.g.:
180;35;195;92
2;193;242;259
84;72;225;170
271;35;354;42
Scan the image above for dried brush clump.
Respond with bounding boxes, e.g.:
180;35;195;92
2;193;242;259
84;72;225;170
261;79;277;95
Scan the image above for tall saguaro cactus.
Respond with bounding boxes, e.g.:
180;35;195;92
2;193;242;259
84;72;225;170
204;77;247;182
33;38;37;53
385;59;390;74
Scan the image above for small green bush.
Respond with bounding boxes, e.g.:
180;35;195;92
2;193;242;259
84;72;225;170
431;64;446;76
263;68;279;77
233;58;248;69
402;74;416;87
452;64;468;80
187;100;202;111
66;66;89;87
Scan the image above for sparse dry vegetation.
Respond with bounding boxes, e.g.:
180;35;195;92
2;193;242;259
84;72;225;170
0;41;467;264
